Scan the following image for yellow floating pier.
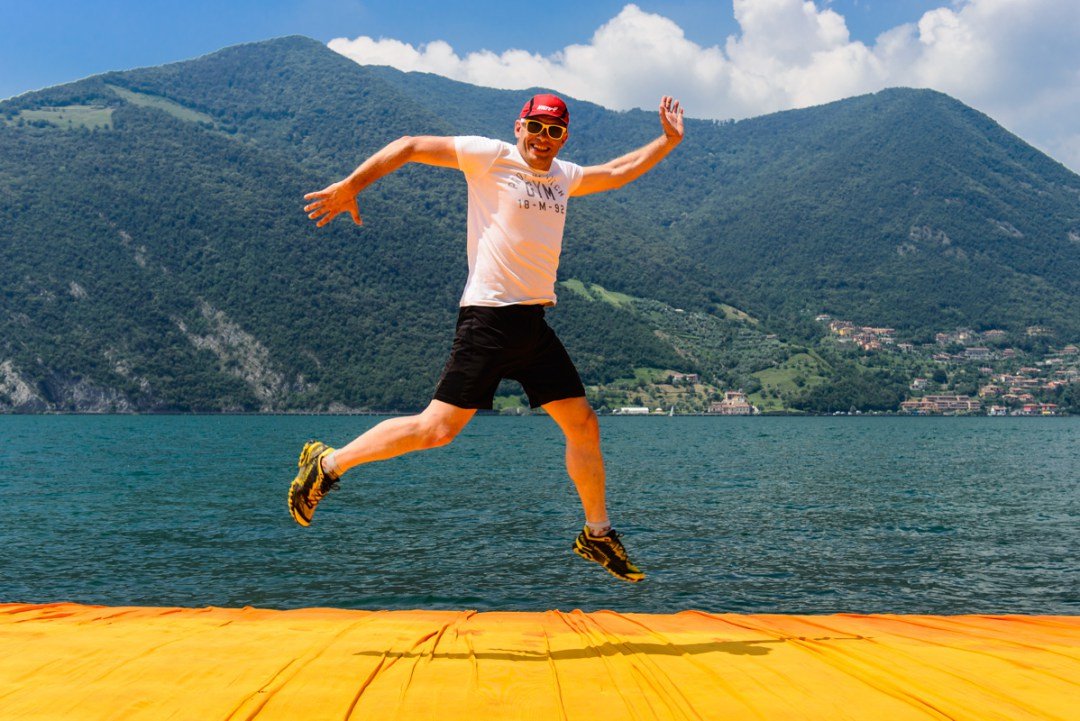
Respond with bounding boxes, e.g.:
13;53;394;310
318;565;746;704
1;603;1077;719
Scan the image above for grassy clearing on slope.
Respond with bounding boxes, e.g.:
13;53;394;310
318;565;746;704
588;283;634;308
560;278;591;300
749;352;830;412
719;303;758;324
558;279;635;308
107;84;216;125
5;106;114;130
492;395;529;414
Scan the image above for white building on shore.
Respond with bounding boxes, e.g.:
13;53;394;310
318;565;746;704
612;406;651;415
708;391;758;415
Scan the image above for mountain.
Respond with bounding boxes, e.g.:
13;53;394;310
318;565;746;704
1;36;1078;412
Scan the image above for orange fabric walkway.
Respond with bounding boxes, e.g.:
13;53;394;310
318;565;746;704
1;603;1076;719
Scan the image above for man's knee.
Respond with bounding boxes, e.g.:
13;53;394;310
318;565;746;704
412;418;456;448
559;400;600;444
415;404;472;449
578;408;601;444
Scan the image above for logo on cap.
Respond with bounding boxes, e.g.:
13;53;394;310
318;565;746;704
520;93;569;126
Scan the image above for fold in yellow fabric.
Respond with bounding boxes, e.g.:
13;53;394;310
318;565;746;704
1;603;1076;720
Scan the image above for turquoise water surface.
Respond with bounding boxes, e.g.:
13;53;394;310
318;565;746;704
1;415;1076;614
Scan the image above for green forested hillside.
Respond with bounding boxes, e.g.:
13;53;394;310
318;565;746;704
1;36;1077;412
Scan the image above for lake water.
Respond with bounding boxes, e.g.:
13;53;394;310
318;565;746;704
1;415;1076;614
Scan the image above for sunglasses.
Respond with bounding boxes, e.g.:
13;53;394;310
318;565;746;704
522;119;567;140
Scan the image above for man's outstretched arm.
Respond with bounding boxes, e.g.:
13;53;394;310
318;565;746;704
304;136;458;227
571;96;684;197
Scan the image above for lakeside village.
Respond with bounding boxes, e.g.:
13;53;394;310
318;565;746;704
600;319;1077;418
611;389;757;416
817;317;1077;416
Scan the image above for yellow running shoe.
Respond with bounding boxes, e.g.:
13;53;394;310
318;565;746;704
288;440;338;527
573;526;645;582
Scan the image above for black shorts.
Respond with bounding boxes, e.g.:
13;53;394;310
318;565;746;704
433;305;586;410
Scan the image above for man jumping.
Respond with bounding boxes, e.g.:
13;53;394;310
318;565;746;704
290;92;684;582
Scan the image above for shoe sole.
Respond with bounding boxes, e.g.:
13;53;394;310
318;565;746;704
288;442;322;527
573;542;645;583
287;480;311;526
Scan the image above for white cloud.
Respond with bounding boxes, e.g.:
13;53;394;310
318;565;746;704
328;1;1080;172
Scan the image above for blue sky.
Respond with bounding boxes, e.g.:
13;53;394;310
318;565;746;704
2;1;1077;170
0;1;949;100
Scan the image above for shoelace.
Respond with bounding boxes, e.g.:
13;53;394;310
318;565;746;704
593;531;628;561
310;474;339;502
606;542;628;561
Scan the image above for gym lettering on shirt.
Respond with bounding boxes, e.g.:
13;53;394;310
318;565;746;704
453;136;584;307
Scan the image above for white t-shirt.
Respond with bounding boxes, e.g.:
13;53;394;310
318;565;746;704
454;136;584;307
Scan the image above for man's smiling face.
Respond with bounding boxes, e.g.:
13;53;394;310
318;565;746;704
515;115;568;171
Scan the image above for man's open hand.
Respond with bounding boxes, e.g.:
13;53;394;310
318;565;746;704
659;96;684;142
303;180;362;228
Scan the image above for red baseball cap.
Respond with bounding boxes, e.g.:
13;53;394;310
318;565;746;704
520;93;569;126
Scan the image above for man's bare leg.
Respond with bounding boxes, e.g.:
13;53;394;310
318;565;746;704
543;396;608;527
327;399;476;476
289;400;474;527
546;395;644;582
